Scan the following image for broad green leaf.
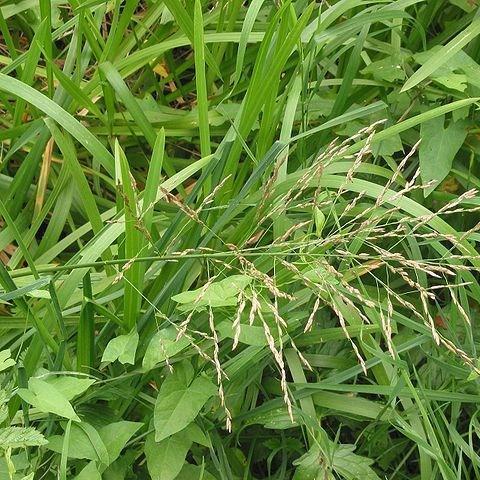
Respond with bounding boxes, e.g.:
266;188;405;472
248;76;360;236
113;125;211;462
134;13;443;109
293;443;334;480
434;73;468;92
335;120;366;138
18;377;80;421
0;427;47;449
333;445;381;480
164;361;195;387
48;425;98;460
338;98;478;158
216;321;267;346
402;18;480;91
45;376;95;400
293;429;381;480
98;421;143;464
361;55;406;82
143;327;190;371
49;422;109;465
154;372;217;442
172;275;252;310
419;116;467;196
245;407;302;430
102;451;137;480
79;423;111;466
175;464;217;480
314;208;325;237
101;328;139;365
413;46;480;91
313;391;392;420
20;474;35;480
371;133;403;157
0;349;15;372
304;266;339;285
145;427;193;480
185;423;210;447
0;403;7;425
74;461;101;480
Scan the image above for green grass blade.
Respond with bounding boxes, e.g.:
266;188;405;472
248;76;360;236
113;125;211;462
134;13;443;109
194;0;211;160
77;271;95;372
115;140;144;331
0;73;115;175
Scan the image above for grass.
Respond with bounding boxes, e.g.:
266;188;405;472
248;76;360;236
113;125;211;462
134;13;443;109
0;0;480;478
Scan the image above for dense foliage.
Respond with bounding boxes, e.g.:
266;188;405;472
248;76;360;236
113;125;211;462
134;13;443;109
1;0;480;478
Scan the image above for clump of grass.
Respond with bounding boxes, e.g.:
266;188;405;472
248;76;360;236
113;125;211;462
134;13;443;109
1;1;480;479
